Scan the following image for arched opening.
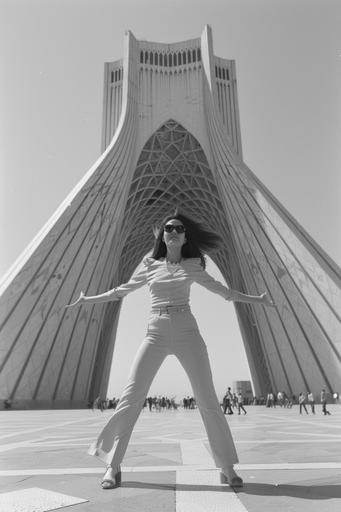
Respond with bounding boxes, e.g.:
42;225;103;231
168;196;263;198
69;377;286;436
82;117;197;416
105;119;256;401
117;119;236;280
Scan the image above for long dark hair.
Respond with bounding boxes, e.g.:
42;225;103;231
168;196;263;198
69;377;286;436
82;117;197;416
151;211;222;268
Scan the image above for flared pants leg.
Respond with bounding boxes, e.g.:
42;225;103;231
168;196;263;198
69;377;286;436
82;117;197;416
173;331;239;468
88;339;168;466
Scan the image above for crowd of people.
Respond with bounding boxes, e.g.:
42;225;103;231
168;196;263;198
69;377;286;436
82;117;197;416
89;396;119;411
222;388;247;415
260;389;337;415
4;389;338;414
144;396;179;411
89;388;338;416
297;389;333;415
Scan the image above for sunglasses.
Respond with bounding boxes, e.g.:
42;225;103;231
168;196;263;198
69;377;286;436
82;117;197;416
164;224;186;234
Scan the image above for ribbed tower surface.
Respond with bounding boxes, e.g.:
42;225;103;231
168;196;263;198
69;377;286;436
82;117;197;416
0;26;340;408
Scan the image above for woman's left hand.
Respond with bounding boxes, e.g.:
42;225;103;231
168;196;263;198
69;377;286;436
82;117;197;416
259;292;276;307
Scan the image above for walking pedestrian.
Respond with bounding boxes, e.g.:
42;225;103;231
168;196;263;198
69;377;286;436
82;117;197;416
321;389;331;415
307;391;315;414
222;388;234;415
67;212;275;489
237;393;247;415
298;392;308;414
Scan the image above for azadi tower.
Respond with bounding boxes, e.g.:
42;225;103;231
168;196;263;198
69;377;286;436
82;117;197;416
1;26;340;408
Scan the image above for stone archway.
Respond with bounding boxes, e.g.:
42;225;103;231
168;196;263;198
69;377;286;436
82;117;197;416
0;28;339;409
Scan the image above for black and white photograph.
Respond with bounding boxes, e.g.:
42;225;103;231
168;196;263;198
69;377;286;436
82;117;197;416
1;1;340;511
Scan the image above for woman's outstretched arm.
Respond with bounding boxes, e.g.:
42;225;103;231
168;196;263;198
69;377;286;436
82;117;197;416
66;289;119;308
228;290;276;307
190;259;276;307
66;257;150;308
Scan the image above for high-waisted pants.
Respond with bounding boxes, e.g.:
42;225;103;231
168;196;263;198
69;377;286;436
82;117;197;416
88;308;239;469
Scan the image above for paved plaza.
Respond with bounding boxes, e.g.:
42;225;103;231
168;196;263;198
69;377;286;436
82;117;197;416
0;405;340;511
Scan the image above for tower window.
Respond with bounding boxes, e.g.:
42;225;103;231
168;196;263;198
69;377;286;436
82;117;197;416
178;52;182;65
155;53;158;65
140;51;143;63
222;68;226;80
226;68;230;80
192;49;196;62
174;53;177;66
169;54;173;66
150;52;153;65
160;53;163;66
183;51;186;64
187;50;191;63
197;48;201;61
164;54;168;66
144;51;148;63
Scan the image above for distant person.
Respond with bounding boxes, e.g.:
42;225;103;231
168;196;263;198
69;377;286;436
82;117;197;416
67;212;275;490
222;388;233;415
4;399;12;410
321;389;331;415
266;392;275;408
307;391;315;414
298;393;308;414
92;396;101;411
237;393;247;415
277;391;284;407
147;396;153;411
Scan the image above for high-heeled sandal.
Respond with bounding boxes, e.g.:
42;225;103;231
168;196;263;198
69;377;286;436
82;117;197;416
220;469;243;487
101;465;121;489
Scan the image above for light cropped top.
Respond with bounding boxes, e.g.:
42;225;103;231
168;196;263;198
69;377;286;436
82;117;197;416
111;257;232;307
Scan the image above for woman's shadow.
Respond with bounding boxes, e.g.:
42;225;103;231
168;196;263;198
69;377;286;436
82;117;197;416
121;480;341;500
239;481;341;500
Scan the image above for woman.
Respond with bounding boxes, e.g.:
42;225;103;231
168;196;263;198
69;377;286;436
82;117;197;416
298;392;309;414
67;212;275;489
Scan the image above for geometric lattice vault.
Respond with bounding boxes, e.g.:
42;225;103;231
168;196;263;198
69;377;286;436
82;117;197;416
0;26;340;408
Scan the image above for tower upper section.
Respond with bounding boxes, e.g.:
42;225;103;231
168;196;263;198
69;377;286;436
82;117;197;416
101;26;242;158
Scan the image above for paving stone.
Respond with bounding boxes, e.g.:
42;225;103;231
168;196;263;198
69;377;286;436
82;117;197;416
0;406;340;511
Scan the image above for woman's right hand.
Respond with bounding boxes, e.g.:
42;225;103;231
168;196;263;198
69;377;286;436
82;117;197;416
66;291;86;308
258;292;276;307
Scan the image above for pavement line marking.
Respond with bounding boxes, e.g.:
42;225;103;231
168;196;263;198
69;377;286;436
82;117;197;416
2;462;341;476
23;443;91;447
0;434;96;453
176;469;248;512
0;487;88;512
1;437;338;453
256;413;341;430
271;430;341;438
0;417;99;441
180;441;214;466
0;438;180;452
235;439;340;443
237;463;341;470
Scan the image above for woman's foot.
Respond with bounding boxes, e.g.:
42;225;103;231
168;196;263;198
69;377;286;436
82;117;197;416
101;465;121;489
220;466;243;487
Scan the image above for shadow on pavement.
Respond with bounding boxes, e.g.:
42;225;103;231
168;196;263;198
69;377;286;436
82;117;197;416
120;480;341;500
121;481;233;492
236;483;341;500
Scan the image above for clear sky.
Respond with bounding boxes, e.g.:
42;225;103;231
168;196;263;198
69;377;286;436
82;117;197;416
1;0;340;399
